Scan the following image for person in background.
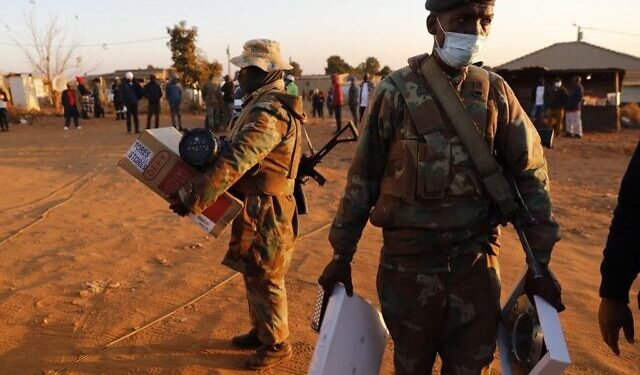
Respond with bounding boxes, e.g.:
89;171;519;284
545;77;568;135
121;71;143;134
61;82;81;130
311;88;324;119
222;75;235;126
112;77;125;120
165;75;183;131
284;74;299;96
0;88;9;132
599;140;640;356
202;74;224;132
348;77;359;125
530;78;545;127
76;76;93;119
145;74;163;129
92;78;106;118
331;73;344;132
359;73;374;122
565;76;584;138
326;88;334;117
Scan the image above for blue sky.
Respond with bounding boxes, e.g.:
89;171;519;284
1;0;640;76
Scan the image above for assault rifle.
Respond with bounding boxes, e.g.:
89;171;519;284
294;121;359;215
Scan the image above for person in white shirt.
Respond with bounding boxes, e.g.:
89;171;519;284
530;78;546;126
359;74;374;122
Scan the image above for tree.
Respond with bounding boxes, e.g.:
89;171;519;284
166;21;199;86
286;61;303;78
364;57;381;76
379;65;392;77
325;55;352;75
6;10;81;103
196;56;223;84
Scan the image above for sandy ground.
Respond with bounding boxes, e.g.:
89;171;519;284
0;113;639;375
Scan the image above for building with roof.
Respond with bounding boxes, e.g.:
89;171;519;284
496;41;640;131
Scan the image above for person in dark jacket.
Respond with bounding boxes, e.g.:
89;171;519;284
0;88;9;132
544;77;568;134
221;75;235;126
565;76;584;138
599;141;640;356
311;89;324;119
347;77;359;124
121;71;143;133
165;75;182;130
145;74;163;129
112;77;125;120
61;83;81;130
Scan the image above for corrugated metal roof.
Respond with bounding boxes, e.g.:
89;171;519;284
497;41;640;71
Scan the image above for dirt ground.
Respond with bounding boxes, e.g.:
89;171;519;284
0;113;639;375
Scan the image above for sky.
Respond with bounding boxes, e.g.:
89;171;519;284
1;0;640;77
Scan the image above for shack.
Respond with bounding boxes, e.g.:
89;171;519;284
496;41;640;132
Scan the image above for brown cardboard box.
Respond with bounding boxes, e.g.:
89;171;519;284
118;127;243;238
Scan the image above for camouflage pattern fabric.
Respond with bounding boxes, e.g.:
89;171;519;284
328;53;559;373
188;79;304;345
377;252;501;375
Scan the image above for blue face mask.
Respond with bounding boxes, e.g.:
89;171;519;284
434;18;487;68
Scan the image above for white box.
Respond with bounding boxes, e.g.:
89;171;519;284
308;284;389;375
497;272;571;375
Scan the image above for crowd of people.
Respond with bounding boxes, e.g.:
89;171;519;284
58;72;239;134
531;75;585;138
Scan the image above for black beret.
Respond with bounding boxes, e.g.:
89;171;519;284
425;0;495;12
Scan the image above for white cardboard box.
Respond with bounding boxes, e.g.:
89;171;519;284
118;128;243;238
308;284;389;375
497;271;571;375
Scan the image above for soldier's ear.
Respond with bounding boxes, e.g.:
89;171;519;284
426;14;438;36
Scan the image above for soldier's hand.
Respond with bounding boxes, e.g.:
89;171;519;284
169;183;198;217
524;265;565;312
599;298;635;356
318;259;353;297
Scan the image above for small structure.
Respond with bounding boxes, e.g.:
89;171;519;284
7;74;41;111
496;41;640;132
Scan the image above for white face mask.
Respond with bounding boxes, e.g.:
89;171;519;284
434;18;487;68
554;81;562;88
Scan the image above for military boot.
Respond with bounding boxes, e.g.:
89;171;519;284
244;341;292;370
231;329;262;349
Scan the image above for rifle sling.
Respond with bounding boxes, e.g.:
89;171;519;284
419;57;520;220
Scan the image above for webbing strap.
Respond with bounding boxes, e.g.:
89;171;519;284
419;57;520;219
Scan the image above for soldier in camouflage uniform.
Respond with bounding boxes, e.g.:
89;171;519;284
319;1;564;374
172;39;305;370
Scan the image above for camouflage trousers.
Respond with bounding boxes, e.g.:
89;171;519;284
243;273;289;346
377;252;501;375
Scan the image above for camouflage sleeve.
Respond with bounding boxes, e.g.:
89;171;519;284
329;80;398;261
191;108;285;212
493;76;560;264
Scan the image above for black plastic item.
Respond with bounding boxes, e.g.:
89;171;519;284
311;285;330;333
178;128;227;170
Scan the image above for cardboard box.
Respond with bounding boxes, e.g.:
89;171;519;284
118;127;243;238
497;271;571;375
308;284;389;375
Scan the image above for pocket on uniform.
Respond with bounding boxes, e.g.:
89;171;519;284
449;142;483;196
417;133;450;199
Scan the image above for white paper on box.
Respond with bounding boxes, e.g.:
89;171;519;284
308;284;389;375
497;271;571;375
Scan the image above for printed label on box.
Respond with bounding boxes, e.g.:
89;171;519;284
127;140;153;172
189;213;215;232
158;162;197;197
143;150;171;181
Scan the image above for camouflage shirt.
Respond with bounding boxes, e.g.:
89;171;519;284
329;54;559;273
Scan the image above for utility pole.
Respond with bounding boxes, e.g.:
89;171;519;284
226;45;231;77
572;24;584;42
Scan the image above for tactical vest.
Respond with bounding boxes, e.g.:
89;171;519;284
229;86;303;197
370;57;500;233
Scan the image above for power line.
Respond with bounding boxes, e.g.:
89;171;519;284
0;36;168;48
575;24;640;37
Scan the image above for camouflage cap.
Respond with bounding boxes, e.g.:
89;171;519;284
425;0;495;12
231;39;293;72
